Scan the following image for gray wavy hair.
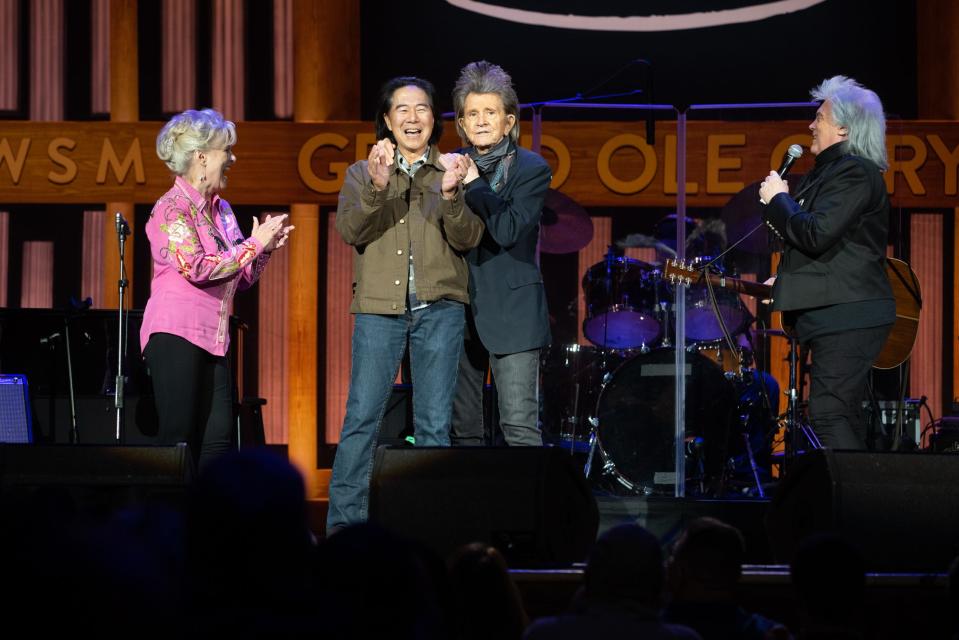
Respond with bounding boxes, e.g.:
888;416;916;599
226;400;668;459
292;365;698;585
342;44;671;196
156;108;237;175
811;76;887;170
452;61;520;145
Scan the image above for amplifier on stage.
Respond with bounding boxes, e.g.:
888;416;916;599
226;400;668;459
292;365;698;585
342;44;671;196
930;416;959;453
862;399;921;448
0;373;33;443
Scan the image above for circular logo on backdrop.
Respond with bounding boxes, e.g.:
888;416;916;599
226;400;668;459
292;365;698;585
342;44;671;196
445;0;827;31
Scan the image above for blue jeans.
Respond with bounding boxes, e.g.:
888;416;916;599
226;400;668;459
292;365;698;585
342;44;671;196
326;300;464;532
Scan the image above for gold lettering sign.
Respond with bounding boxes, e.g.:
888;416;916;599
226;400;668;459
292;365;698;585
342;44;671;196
48;137;78;185
0;121;956;207
298;133;351;194
597;134;657;195
96;137;145;185
0;138;31;184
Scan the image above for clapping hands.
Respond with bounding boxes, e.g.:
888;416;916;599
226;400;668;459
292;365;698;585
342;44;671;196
253;213;295;253
439;153;471;199
368;139;396;191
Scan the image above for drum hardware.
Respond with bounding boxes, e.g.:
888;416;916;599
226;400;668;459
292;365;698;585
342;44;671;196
781;329;822;471
726;396;769;498
685;435;707;495
563;340;781;497
688;340;751;379
740;426;765;498
566;245;784;495
651;269;674;349
540;343;627;453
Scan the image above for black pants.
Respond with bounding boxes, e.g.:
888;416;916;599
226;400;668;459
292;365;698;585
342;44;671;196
806;324;892;450
143;332;233;471
450;310;490;446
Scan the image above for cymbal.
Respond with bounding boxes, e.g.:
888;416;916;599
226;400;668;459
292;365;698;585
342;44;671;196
720;181;783;255
654;213;728;259
653;213;698;244
539;189;593;254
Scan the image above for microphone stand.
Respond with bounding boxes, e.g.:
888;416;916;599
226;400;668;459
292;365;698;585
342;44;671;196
114;213;130;443
784;335;821;474
64;315;79;443
62;296;92;444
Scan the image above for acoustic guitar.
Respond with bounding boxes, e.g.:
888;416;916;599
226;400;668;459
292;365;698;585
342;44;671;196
662;257;920;369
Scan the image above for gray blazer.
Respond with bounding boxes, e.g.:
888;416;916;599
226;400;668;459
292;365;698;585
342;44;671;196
463;146;552;355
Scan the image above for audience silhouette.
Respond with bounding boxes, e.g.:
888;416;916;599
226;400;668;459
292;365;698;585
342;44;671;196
665;516;791;639
523;524;702;639
447;542;529;640
790;533;866;640
3;450;956;639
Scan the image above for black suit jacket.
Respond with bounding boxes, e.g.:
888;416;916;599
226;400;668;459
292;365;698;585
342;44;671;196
463;146;552;355
763;142;893;312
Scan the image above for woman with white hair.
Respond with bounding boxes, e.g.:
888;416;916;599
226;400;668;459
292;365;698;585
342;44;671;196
141;108;293;470
759;76;894;450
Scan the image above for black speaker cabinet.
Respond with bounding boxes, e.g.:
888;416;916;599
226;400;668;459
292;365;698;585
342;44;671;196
765;449;959;571
377;385;413;447
369;446;599;567
0;443;195;513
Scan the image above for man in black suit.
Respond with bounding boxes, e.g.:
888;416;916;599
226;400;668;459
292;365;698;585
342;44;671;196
446;60;552;447
759;76;894;450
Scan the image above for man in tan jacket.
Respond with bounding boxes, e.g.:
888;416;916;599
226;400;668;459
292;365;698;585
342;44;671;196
327;76;484;533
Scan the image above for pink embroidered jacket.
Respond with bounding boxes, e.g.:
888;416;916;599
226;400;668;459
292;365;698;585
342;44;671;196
140;176;270;357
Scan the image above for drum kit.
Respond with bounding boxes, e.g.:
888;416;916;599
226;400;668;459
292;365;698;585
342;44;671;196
539;204;781;498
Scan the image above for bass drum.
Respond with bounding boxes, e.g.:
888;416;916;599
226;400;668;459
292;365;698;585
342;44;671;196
595;348;738;495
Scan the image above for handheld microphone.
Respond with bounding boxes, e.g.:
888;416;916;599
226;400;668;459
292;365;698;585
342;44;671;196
777;144;804;178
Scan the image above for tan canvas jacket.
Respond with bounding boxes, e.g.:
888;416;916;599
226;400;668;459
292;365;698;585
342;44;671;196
335;147;485;314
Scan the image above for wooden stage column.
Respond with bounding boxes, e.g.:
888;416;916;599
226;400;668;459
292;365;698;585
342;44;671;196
288;0;360;507
917;0;959;413
102;0;138;308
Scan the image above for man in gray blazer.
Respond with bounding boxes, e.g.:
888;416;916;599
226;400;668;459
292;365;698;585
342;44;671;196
447;61;552;447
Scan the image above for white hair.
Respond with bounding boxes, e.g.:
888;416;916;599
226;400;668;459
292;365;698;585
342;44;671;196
811;76;887;170
156;108;237;176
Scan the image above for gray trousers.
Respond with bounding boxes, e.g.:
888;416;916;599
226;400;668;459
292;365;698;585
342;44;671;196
451;328;543;447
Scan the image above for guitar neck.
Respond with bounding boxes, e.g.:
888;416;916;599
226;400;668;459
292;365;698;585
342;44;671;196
663;260;772;299
700;272;771;299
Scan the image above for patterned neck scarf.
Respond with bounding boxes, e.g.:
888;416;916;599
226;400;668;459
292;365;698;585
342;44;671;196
469;137;512;192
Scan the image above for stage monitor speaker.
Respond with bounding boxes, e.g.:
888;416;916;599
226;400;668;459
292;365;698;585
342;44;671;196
0;374;32;443
765;449;959;571
0;443;195;512
377;385;413;447
369;446;599;567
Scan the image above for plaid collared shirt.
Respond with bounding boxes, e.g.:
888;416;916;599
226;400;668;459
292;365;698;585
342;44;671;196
396;148;431;310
